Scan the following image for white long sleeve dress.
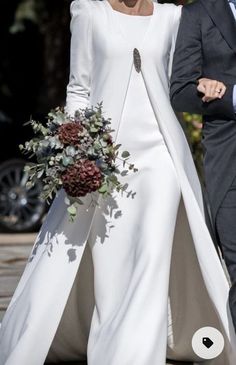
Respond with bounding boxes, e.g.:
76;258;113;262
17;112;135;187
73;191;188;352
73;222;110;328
86;11;181;364
1;1;236;365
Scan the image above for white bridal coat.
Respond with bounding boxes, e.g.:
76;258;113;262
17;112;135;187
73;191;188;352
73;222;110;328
1;0;236;364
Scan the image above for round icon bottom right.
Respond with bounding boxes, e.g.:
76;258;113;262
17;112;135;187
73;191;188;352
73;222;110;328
192;327;224;359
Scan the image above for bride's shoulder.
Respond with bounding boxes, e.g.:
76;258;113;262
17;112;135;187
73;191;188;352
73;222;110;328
156;2;182;22
70;0;105;14
69;0;95;29
70;0;95;14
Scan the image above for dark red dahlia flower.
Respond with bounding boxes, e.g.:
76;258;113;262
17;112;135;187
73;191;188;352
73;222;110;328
61;159;103;197
58;122;84;146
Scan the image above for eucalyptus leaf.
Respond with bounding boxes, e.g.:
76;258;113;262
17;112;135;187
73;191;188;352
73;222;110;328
94;141;101;150
26;181;33;189
98;184;108;194
64;196;71;205
121;151;130;158
95;121;103;126
75;198;84;205
66;146;76;157
37;170;44;178
67;204;77;216
101;140;108;147
62;156;74;166
109;175;118;183
90;126;98;133
114;144;122;150
122;183;129;191
24;165;31;172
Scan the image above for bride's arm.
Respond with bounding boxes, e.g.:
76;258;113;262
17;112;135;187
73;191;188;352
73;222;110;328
65;0;92;118
168;5;182;83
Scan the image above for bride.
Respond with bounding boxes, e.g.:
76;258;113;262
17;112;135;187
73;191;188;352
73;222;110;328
1;0;236;364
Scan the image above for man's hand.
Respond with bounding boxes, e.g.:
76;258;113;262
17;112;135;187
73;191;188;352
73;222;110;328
197;78;226;102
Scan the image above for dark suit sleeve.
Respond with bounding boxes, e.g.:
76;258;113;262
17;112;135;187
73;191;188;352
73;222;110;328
170;6;236;120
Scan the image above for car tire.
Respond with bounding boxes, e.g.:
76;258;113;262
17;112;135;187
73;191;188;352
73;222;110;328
0;159;47;233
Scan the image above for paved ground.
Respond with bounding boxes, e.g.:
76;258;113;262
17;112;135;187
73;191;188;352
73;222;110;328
0;233;35;321
0;233;192;365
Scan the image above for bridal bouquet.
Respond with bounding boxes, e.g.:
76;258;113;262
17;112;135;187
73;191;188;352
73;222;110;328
20;103;137;221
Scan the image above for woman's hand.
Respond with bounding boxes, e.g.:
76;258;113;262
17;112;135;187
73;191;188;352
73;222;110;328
197;78;226;102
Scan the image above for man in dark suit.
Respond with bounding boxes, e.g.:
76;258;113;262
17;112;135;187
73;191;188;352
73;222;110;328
170;0;236;330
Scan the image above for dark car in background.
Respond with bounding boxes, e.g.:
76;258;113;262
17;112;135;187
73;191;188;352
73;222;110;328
0;110;47;232
0;0;72;233
0;2;48;233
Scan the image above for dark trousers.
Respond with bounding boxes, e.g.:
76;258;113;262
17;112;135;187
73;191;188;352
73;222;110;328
216;175;236;331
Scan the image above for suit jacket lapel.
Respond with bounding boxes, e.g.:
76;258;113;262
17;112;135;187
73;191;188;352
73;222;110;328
200;0;236;55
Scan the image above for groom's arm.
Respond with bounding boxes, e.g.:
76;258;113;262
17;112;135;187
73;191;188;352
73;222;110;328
170;5;236;120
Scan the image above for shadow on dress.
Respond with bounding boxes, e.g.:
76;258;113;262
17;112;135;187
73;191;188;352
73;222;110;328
28;191;124;265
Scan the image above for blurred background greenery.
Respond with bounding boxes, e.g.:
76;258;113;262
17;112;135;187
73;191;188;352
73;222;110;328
0;0;202;173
